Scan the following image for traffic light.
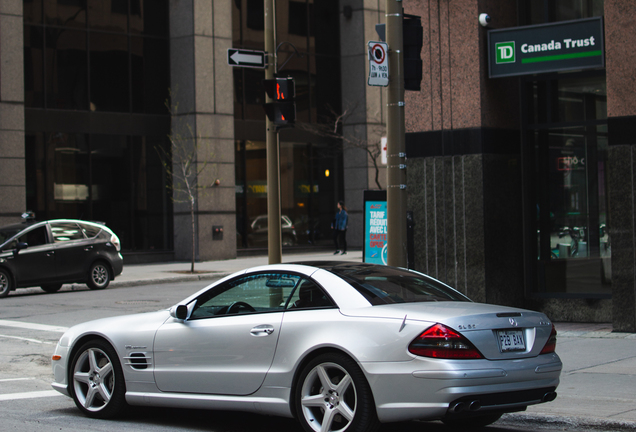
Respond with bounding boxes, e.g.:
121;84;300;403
403;14;423;91
263;77;296;127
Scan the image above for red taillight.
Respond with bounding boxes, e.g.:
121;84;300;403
540;324;557;354
408;324;483;359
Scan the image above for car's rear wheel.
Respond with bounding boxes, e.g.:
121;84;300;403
295;352;379;432
69;340;127;419
442;413;503;430
87;262;110;290
41;284;62;293
0;269;11;298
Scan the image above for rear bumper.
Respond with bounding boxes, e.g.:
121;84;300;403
112;253;124;278
362;353;562;423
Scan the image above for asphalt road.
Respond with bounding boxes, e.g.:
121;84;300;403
0;280;618;432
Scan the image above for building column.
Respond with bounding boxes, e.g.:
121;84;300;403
605;0;636;332
169;0;236;262
404;0;521;305
340;1;387;249
0;0;25;226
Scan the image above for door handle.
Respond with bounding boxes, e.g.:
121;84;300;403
250;325;275;337
46;251;55;257
84;246;93;251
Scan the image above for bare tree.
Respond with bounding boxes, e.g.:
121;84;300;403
298;105;385;189
156;91;215;273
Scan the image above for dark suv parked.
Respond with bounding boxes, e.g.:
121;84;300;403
0;219;123;297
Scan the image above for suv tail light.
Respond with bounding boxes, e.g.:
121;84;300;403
540;324;557;354
408;323;483;359
111;234;121;251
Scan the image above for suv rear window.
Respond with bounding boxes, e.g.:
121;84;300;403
328;265;470;305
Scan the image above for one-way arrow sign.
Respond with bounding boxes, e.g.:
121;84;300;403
227;48;267;68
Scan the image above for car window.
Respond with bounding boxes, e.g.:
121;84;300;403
329;265;470;305
18;226;48;247
50;222;85;242
190;273;301;320
0;227;23;245
286;279;335;310
79;223;102;238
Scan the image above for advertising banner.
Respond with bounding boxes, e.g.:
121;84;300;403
363;190;387;264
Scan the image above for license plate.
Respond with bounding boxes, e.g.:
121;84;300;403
497;330;525;352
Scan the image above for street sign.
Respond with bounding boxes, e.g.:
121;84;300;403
368;41;389;86
227;48;267;68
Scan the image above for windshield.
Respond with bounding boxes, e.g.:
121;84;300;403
0;227;22;245
328;265;470;305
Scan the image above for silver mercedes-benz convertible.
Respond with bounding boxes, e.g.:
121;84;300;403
51;262;561;432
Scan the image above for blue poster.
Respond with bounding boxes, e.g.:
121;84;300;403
365;201;388;264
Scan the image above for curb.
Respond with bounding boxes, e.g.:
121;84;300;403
501;412;636;431
109;272;231;288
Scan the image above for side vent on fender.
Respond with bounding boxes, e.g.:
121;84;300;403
125;352;152;370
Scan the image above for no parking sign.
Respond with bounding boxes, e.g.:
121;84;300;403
368;41;389;86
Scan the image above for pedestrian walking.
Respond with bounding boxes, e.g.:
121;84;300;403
332;201;348;255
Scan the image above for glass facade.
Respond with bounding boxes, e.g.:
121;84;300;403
25;132;172;252
232;0;342;249
24;0;169;112
23;1;172;253
521;1;608;295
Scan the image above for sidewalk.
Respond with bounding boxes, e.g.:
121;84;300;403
112;251;636;431
110;250;363;288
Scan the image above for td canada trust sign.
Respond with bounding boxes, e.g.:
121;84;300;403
488;17;604;78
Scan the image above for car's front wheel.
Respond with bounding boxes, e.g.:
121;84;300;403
69;340;127;419
87;262;110;290
41;284;62;293
295;352;379;432
0;269;12;298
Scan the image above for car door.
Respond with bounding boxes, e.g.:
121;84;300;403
49;221;92;281
8;225;58;287
153;272;299;395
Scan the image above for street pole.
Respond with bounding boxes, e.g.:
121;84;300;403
386;1;407;267
265;0;282;264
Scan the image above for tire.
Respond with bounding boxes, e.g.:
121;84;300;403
295;352;379;432
442;413;503;430
69;340;127;419
87;262;110;290
0;269;11;298
41;284;63;293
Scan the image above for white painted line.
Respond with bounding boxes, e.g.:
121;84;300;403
0;320;68;333
0;390;63;402
0;334;56;345
0;378;35;383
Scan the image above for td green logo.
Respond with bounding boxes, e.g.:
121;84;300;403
495;41;515;64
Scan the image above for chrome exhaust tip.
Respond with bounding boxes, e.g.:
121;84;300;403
449;402;466;413
469;400;482;411
542;391;557;402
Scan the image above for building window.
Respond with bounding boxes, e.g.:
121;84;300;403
526;74;608;296
23;0;169;114
25;132;172;252
521;0;604;25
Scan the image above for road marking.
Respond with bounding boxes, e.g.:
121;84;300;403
0;334;56;345
0;378;35;383
0;390;63;402
0;320;68;333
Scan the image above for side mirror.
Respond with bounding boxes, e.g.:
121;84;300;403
175;305;188;320
13;242;28;257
